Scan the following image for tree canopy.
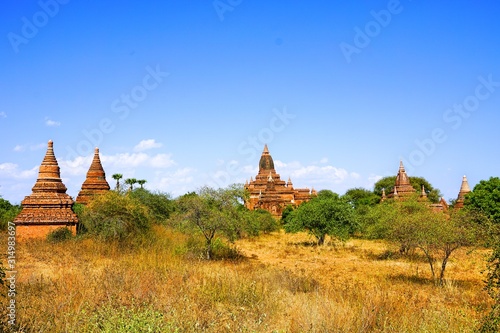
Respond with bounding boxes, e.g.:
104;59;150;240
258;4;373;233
361;196;483;284
284;190;357;245
176;185;247;259
344;187;380;208
79;190;151;241
0;196;20;231
374;176;443;203
465;177;500;224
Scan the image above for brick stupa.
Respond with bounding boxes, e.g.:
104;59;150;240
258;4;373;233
14;140;79;238
76;147;110;205
387;161;417;199
244;145;316;218
454;175;471;209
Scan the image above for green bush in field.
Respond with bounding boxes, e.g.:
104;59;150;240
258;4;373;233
46;227;73;243
129;188;176;224
79;191;151;241
0;196;20;231
86;304;172;333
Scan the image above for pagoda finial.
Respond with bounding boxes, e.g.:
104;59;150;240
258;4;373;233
460;175;471;193
421;185;427;197
263;144;269;154
381;188;386;201
396;160;411;186
76;146;110;204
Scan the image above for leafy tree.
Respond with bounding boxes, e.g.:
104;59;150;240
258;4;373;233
125;178;138;191
344;188;380;208
79;191;151;241
284;190;357;245
112;173;123;191
137;179;147;189
0;196;21;231
480;233;500;332
281;205;295;225
242;208;280;236
364;196;483;284
374;176;442;203
129;188;175;223
465;177;500;224
176;185;243;260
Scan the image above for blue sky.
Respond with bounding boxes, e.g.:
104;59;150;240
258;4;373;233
1;1;499;204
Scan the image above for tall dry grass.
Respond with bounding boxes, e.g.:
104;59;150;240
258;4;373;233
0;227;492;332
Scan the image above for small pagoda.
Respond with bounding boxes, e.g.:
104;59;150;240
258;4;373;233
454;175;471;209
76;147;110;205
387;161;417;199
383;160;448;211
14;140;79;238
244;145;316;218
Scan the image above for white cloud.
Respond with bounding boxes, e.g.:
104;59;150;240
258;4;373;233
13;145;25;152
367;174;383;187
133;139;163;152
149;154;175;168
351;172;361;179
101;152;175;169
45;118;61;127
13;142;46;152
0;112;6;118
0;163;38;179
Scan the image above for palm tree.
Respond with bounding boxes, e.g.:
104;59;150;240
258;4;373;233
112;174;123;191
125;178;137;191
137;179;147;189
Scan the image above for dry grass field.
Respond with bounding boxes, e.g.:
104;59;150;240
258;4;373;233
0;227;493;332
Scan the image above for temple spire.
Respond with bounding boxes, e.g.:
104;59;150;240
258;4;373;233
455;175;472;209
388;160;415;199
14;140;78;238
259;144;275;172
421;185;427;197
396;160;410;186
459;175;471;193
76;146;110;205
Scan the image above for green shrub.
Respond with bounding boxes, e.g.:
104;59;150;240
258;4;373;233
87;304;172;333
79;191;151;241
47;227;73;243
0;196;21;231
129;188;176;224
211;237;243;260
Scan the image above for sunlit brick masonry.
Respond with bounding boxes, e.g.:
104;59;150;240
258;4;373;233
13;140;109;239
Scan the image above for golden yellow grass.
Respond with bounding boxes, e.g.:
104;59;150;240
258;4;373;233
0;227;492;332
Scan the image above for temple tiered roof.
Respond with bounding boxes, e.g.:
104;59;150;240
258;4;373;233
387;161;416;199
244;145;315;218
454;175;471;209
14;140;78;232
76;147;110;205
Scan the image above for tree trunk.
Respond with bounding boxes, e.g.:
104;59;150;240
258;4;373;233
439;250;452;286
421;248;435;281
206;239;212;260
317;234;325;246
